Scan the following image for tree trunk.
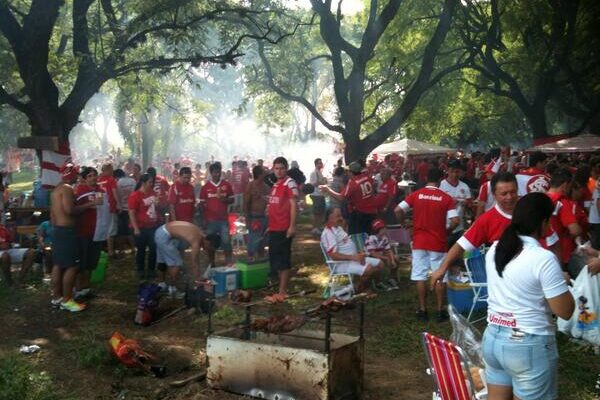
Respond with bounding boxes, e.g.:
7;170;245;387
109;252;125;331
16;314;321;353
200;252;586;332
526;108;550;140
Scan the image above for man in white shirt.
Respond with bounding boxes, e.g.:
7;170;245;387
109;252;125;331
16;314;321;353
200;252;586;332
320;207;380;292
439;159;472;246
309;158;328;235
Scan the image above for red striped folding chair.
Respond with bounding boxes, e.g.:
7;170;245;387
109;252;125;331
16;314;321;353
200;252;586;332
422;332;487;400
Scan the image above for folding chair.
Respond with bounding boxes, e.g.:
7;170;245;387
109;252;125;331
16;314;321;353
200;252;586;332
422;332;487;400
464;249;488;323
320;242;354;299
385;224;412;261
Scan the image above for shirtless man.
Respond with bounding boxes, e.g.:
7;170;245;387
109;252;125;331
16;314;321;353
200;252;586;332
50;163;100;312
154;221;219;297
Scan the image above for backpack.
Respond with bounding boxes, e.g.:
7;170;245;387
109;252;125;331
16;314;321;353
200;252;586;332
134;283;160;326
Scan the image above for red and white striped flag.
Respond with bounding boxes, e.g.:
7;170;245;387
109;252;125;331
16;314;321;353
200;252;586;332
41;141;71;188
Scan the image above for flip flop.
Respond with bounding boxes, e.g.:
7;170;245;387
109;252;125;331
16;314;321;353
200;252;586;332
264;294;280;304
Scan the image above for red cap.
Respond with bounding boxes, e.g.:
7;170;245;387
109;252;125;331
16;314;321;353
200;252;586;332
60;162;79;182
372;219;385;232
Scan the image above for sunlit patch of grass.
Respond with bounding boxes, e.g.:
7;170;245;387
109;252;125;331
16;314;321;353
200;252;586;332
0;356;58;400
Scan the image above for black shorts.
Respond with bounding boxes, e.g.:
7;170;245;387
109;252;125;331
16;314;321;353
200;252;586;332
52;226;79;269
78;236;103;270
310;195;326;215
117;211;130;236
268;231;292;273
348;211;375;235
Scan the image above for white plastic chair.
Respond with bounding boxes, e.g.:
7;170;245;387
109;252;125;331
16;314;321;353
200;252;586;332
320;242;354;299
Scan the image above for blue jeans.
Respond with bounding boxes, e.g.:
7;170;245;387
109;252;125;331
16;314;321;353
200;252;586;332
247;215;267;256
206;220;232;252
482;324;558;399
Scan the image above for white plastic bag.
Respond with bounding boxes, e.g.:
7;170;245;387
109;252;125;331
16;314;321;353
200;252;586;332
558;266;600;346
449;304;484;367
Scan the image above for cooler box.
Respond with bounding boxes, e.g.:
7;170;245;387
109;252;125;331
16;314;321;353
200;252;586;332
447;279;487;314
211;266;239;297
235;259;269;289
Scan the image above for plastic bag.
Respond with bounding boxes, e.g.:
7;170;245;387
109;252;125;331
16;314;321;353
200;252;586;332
558;265;600;346
448;304;484;368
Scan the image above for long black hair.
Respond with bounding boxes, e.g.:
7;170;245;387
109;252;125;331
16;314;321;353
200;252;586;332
494;192;554;277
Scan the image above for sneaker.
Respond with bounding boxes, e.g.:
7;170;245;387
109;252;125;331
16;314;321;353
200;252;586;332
375;282;391;291
60;299;86;312
50;297;63;308
436;310;449;323
387;278;400;290
157;282;168;292
416;309;428;322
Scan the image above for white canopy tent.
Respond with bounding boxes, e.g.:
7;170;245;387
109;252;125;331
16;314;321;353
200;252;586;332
372;138;455;157
528;133;600;153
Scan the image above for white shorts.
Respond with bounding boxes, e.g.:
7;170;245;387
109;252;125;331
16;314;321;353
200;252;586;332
411;249;447;282
335;256;381;276
0;248;29;263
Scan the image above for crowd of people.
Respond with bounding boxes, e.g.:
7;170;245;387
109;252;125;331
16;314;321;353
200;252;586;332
1;146;599;398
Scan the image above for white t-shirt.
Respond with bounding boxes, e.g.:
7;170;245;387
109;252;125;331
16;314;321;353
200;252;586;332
485;235;568;335
309;169;327;197
589;188;600;224
321;226;357;255
117;177;137;211
439;178;472;232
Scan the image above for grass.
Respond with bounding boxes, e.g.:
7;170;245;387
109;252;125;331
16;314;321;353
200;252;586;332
0;357;58;400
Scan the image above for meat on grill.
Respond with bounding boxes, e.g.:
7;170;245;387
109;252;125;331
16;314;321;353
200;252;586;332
250;315;307;334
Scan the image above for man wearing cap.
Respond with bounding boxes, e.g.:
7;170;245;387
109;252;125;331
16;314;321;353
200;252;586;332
49;163;99;312
320;160;377;234
365;219;399;289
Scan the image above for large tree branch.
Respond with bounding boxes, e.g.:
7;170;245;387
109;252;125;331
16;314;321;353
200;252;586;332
361;0;402;59
0;85;30;114
256;40;344;134
363;0;458;151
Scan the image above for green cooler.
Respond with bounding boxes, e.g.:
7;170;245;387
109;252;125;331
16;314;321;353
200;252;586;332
235;258;269;289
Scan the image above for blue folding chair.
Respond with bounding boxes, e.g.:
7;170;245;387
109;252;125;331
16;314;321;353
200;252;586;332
464;249;488;322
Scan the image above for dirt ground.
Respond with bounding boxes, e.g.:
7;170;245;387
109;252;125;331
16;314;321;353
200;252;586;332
0;218;598;399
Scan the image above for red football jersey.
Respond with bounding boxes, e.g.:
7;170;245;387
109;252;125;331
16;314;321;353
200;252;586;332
199;180;233;222
75;184;103;237
128;190;159;228
547;191;577;264
459;204;511;252
375;177;398;210
168;181;196;223
153;175;170;209
267;177;298;231
399;186;457;252
342;173;378;214
97;175;118;213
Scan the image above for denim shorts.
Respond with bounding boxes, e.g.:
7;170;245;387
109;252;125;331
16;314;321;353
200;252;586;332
206;220;231;252
155;225;188;267
482;324;558;400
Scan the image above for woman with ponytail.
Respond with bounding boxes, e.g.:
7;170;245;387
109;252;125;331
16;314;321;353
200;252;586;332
483;192;574;400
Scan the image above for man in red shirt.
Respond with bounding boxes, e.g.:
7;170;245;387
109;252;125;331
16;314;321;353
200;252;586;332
168;167;195;223
396;168;459;322
375;168;398;224
98;163;119;257
265;156;298;303
199;162;234;265
147;167;170;221
431;172;560;287
515;151;550;197
74;167;109;298
546;168;583;269
231;160;251;213
320;160;378;234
